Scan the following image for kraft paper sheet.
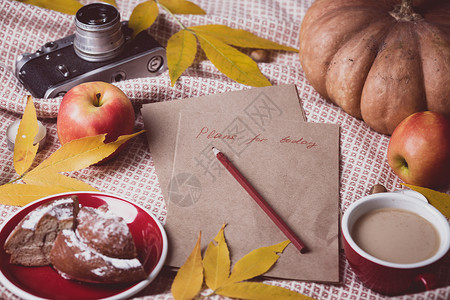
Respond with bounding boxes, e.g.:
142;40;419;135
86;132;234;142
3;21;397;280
141;85;340;282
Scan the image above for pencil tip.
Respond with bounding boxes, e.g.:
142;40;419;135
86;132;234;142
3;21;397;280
212;147;220;156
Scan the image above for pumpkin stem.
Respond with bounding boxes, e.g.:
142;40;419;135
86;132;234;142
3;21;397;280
389;0;423;22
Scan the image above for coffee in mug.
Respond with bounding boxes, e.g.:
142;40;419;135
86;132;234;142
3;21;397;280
351;208;440;264
342;191;450;295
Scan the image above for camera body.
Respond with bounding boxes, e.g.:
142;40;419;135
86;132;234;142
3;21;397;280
16;3;167;98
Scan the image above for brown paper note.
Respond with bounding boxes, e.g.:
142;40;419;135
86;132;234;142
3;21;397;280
141;85;339;282
166;111;340;282
141;84;306;204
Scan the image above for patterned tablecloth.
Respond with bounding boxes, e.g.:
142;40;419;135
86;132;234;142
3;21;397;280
0;0;448;299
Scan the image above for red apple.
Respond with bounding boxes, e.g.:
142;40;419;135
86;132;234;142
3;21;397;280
387;111;450;188
57;81;135;162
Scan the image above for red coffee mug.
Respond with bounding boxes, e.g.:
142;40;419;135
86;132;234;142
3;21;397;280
342;191;450;295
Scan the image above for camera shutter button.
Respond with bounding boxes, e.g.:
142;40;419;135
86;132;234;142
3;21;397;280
42;42;58;53
57;64;70;77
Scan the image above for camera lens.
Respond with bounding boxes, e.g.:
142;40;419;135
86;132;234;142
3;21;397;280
74;3;124;62
77;4;116;25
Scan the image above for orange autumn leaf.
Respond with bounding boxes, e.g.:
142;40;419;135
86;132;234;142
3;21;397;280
13;96;39;176
171;232;203;300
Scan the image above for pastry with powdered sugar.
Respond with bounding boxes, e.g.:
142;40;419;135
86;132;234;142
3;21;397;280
4;197;147;284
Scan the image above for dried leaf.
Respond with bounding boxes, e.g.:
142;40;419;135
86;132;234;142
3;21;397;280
189;25;298;52
13;96;39;176
403;184;450;219
216;281;315;300
159;0;205;14
19;0;83;15
172;232;204;300
27;131;144;176
170;226;303;300
203;224;230;290
194;31;271;87
23;172;99;192
0;183;71;206
128;0;159;38
167;29;198;85
226;240;290;284
0;131;140;206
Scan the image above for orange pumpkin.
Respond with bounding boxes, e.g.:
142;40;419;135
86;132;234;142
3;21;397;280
299;0;450;134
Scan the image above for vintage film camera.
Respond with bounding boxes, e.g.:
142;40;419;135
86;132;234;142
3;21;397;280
16;3;167;98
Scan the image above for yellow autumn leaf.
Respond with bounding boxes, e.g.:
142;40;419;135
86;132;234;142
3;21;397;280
27;131;144;176
216;281;315;300
128;0;159;38
172;232;204;300
403;184;450;219
167;29;198;85
13;96;39;176
158;0;205;15
189;25;298;52
23;172;99;192
203;224;230;290
194;31;271;87
226;240;290;284
19;0;83;15
0;183;71;206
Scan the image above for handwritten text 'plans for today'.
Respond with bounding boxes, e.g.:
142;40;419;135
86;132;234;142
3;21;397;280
170;110;340;282
196;126;318;149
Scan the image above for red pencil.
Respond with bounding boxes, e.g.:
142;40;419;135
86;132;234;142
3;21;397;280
212;147;307;253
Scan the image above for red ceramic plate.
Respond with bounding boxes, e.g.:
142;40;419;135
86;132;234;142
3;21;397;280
0;192;168;300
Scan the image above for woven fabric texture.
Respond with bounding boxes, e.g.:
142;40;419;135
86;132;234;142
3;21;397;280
0;0;448;299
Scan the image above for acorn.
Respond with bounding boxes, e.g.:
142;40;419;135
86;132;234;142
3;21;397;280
369;184;387;194
250;49;269;62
